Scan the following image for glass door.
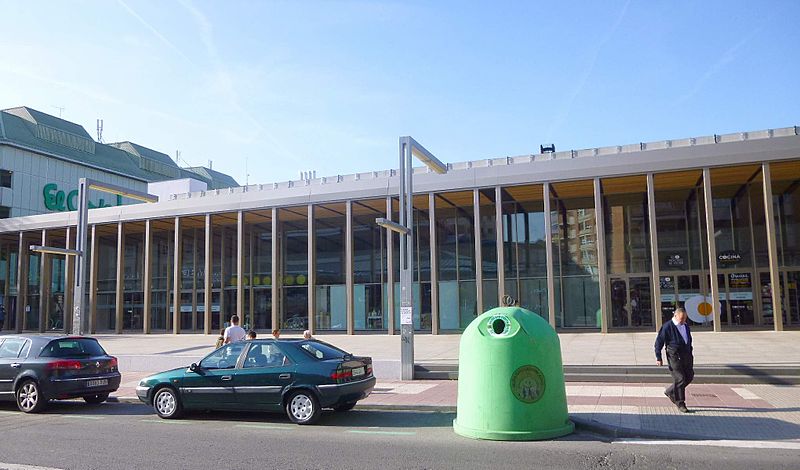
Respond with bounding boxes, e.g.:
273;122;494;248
609;275;652;329
723;271;755;326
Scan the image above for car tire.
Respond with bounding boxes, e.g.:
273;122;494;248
83;392;110;405
286;390;321;425
153;387;182;419
333;401;357;412
16;380;47;413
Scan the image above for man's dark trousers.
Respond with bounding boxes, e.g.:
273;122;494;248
665;345;694;403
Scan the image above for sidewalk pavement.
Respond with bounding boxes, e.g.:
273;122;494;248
113;371;800;442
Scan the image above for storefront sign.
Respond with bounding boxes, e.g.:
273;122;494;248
728;272;751;289
665;254;685;267
718;250;742;265
43;183;123;212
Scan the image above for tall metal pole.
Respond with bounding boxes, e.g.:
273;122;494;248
399;139;414;380
72;178;89;335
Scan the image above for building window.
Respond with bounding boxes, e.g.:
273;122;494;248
0;170;12;188
0;206;9;218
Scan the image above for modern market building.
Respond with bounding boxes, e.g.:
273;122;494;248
0;118;798;336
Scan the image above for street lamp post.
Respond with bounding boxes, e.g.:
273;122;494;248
377;137;446;380
31;178;157;335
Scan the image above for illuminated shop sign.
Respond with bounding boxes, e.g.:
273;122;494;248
42;183;123;212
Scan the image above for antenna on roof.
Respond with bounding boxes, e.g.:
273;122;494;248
208;160;213;170
51;106;65;118
245;157;249;185
96;119;104;143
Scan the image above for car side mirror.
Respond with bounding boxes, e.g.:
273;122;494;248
189;363;200;372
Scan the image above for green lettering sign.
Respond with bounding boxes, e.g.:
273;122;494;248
42;183;125;213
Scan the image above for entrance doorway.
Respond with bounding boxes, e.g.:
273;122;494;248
609;275;652;328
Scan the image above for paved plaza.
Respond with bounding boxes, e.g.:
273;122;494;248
91;329;800;442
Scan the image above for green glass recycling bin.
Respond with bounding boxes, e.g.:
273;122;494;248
453;306;574;440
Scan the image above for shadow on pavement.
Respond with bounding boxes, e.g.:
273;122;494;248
0;400;152;416
583;411;800;440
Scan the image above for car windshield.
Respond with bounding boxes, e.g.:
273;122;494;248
299;341;350;360
40;338;107;358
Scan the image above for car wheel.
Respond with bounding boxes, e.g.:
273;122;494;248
333;401;357;412
17;380;47;413
286;390;321;425
83;392;110;405
153;387;182;419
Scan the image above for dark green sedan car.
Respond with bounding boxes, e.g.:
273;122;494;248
136;339;375;424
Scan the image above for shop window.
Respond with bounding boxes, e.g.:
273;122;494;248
0;170;11;188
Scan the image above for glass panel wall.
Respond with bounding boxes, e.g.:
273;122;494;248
771;160;800;327
315;203;346;331
95;226;117;331
502;185;548;319
123;225;144;331
245;211;272;331
279;206;308;331
45;230;67;332
550;181;600;328
392;196;433;332
179;218;205;332
602;175;652;328
353;199;388;331
653;170;712;328
0;237;18;330
478;189;498;311
436;191;476;330
150;220;173;331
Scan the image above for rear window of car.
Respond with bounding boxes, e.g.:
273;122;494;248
299;341;349;360
39;339;107;358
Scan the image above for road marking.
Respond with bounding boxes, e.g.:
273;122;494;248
347;430;416;436
614;439;800;450
139;419;191;425
732;387;760;400
234;424;293;431
0;462;64;470
59;415;105;420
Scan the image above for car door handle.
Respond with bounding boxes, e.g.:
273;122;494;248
221;376;233;381
279;373;291;379
11;363;21;368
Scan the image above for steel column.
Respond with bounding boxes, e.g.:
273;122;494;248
385;197;395;335
204;215;212;334
646;173;663;331
308;204;316;334
88;225;98;333
495;186;505;304
172;217;182;334
346;201;354;334
429;193;439;334
115;222;124;333
594;177;610;333
399;139;414;380
762;163;784;331
143;220;152;334
64;227;74;333
473;189;484;315
271;208;279;330
543;183;557;328
702;168;722;331
38;229;48;333
236;211;244;321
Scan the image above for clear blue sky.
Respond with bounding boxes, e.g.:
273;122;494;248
2;0;798;185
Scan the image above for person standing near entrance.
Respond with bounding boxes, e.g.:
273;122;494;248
224;315;246;344
655;307;695;413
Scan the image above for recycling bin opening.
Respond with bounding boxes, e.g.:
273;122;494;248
490;316;509;336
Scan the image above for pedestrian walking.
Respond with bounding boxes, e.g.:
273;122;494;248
655;307;695;413
247;330;257;340
271;328;280;339
214;328;225;349
302;330;312;340
224;315;247;344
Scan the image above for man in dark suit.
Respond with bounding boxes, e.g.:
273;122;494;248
655;307;694;413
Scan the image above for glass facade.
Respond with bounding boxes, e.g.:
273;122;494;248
2;156;798;334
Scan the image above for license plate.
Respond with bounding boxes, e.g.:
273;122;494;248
87;379;108;388
352;367;365;377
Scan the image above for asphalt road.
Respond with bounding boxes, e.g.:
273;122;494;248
0;401;798;470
